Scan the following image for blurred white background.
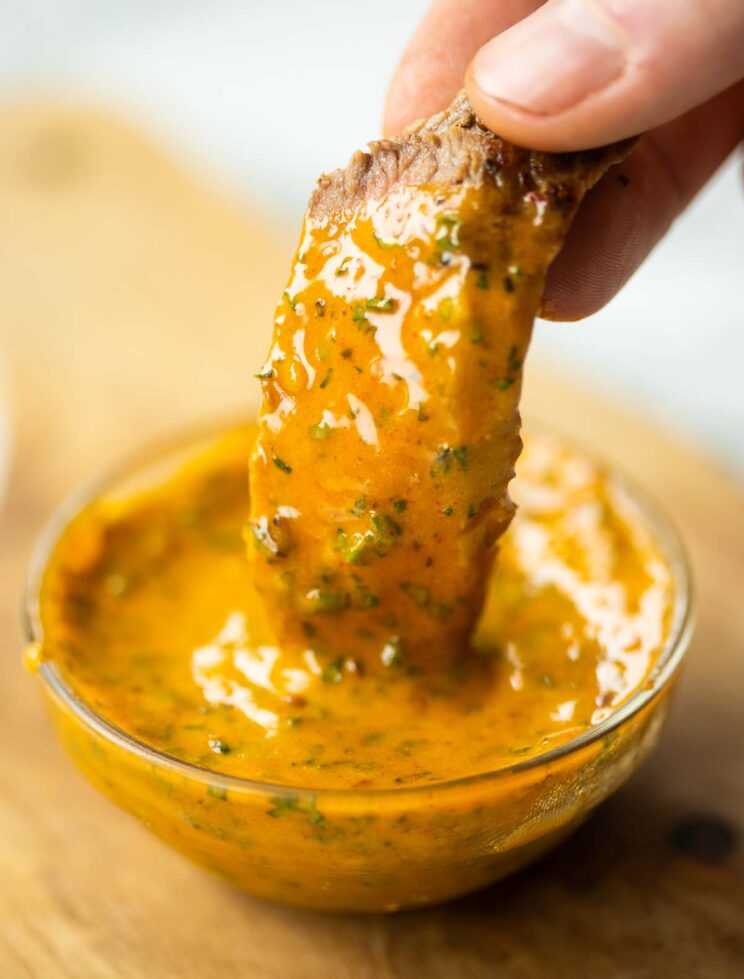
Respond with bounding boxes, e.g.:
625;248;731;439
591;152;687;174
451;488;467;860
1;0;742;470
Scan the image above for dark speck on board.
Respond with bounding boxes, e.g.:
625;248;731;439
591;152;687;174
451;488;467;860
670;815;740;864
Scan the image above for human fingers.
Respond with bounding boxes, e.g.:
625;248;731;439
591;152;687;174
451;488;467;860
541;79;744;319
466;0;744;151
384;0;543;136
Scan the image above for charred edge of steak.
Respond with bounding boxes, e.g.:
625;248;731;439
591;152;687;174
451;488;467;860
309;91;634;220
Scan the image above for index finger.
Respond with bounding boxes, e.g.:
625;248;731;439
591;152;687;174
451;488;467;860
384;0;544;136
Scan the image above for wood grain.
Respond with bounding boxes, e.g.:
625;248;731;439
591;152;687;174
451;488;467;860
0;101;742;978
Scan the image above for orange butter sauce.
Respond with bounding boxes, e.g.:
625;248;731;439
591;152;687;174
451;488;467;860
38;426;674;792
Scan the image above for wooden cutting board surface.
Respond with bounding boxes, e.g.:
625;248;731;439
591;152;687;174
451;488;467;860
0;101;742;979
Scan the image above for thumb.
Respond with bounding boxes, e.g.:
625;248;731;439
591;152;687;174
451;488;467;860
465;0;744;151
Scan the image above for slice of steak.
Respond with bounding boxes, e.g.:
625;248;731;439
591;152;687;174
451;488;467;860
248;92;631;671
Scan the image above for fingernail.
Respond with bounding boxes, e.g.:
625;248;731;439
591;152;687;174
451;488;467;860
470;0;626;115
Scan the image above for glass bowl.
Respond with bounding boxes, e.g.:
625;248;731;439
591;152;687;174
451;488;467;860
23;421;694;913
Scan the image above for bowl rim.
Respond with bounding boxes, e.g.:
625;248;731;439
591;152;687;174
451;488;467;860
23;415;695;802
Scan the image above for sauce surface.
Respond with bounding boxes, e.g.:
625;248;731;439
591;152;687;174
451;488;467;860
41;427;674;790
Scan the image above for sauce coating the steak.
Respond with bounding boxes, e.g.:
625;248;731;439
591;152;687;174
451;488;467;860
248;92;631;669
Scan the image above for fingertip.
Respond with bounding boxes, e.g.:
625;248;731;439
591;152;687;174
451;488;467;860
384;0;546;138
463;0;630;152
383;59;428;137
466;0;744;153
384;47;471;137
464;62;628;153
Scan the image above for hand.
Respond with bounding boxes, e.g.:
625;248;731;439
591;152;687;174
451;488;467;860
385;0;744;320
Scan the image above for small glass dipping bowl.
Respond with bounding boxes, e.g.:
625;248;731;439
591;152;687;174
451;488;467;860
23;422;694;913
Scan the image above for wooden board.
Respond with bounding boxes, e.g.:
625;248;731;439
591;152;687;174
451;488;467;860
0;101;742;978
